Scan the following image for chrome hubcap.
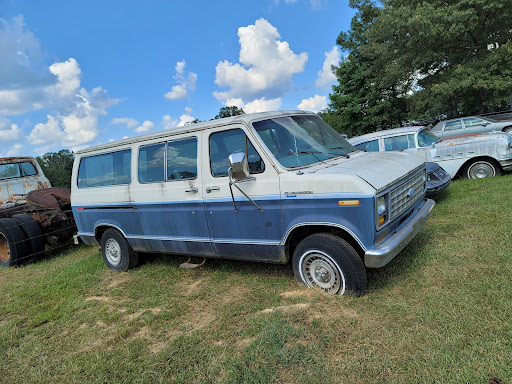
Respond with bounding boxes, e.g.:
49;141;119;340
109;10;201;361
469;162;494;179
105;238;122;265
300;250;345;295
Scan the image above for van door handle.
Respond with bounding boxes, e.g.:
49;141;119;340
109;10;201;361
185;188;198;193
206;186;220;193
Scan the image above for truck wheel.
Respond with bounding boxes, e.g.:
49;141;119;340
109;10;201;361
0;218;28;267
463;159;501;179
292;233;367;296
12;215;45;260
100;228;138;271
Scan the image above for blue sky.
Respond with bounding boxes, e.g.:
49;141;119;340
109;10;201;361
0;0;354;157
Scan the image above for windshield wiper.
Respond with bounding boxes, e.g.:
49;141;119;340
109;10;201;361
288;150;326;164
328;146;351;158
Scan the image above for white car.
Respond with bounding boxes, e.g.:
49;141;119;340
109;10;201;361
348;126;512;179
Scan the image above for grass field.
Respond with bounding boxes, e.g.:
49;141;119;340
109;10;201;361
1;176;511;383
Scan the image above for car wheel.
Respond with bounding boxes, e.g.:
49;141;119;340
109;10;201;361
100;228;139;271
12;215;45;260
463;159;501;179
503;127;512;133
292;233;367;296
0;218;28;267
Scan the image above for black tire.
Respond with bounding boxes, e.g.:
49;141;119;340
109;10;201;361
100;228;138;271
0;218;28;267
503;127;512;133
292;233;367;296
12;215;45;260
462;158;501;179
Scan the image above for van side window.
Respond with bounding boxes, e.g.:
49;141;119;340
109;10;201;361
209;129;265;177
138;143;165;183
78;149;131;188
167;138;197;180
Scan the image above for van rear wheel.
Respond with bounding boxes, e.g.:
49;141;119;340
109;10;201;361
101;228;139;271
292;233;367;296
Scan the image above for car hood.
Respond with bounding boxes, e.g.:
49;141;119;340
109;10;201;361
312;151;425;192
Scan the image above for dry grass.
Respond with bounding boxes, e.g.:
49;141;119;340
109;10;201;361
1;176;512;383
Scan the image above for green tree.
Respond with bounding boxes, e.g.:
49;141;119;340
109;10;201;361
214;106;245;119
364;0;512;117
326;0;408;137
36;149;74;188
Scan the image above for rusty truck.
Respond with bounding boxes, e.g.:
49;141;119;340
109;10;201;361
0;156;76;266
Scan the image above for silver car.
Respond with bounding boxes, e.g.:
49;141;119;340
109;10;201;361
348;126;512;179
431;116;512;138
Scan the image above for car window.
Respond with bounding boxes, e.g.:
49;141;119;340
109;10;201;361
463;118;486;127
417;129;439;147
383;135;415;151
138;143;165;183
444;120;463;131
78;149;131;188
209;129;265;177
167;138;197;181
0;162;37;180
354;140;379;152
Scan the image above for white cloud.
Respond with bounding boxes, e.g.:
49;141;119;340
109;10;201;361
222;97;282;114
214;18;307;102
244;98;282;113
162;115;178;129
177;107;196;127
7;143;24;157
316;46;340;87
135;120;154;133
0;15;54;115
297;95;327;112
0;117;23;142
164;60;197;100
48;58;81;98
0;17;117;153
112;117;138;129
28;115;65;146
27;82;117;150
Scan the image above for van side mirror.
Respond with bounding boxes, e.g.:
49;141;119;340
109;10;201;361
227;152;263;213
228;152;250;181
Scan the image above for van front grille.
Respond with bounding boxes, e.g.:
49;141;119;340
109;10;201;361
389;170;425;220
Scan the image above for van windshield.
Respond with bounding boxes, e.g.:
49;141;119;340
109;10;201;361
252;115;355;168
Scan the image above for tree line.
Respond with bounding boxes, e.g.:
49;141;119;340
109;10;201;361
321;0;512;137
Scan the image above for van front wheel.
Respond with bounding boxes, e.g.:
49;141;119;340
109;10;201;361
292;233;367;296
101;229;139;271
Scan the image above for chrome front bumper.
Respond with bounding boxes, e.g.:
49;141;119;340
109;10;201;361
364;198;435;268
499;158;512;172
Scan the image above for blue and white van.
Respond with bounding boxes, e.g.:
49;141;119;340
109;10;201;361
71;111;435;296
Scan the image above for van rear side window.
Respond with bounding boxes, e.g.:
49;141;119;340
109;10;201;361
78;149;131;188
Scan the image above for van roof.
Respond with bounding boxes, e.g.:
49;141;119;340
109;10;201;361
76;110;313;155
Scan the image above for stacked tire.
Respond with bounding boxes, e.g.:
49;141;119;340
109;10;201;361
0;215;45;267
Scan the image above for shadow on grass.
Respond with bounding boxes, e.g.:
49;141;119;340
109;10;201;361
139;251;294;279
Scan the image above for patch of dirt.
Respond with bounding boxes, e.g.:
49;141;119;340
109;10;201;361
95;320;107;327
177;277;206;296
107;274;131;289
257;303;310;315
280;288;322;299
85;296;113;303
126;307;162;321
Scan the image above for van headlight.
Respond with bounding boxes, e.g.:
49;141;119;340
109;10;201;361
376;195;388;227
